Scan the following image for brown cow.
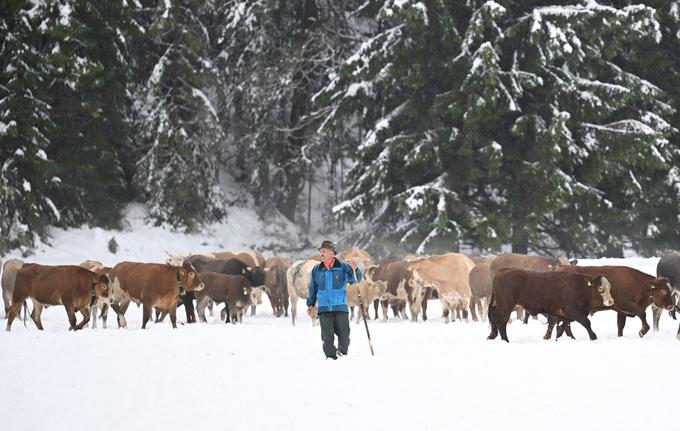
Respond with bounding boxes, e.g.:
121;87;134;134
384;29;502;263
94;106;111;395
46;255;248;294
469;262;492;322
77;260;127;329
6;264;112;331
108;261;204;329
194;272;258;324
367;258;426;321
2;258;24;316
264;256;291;317
489;252;574;321
556;265;674;338
488;269;613;342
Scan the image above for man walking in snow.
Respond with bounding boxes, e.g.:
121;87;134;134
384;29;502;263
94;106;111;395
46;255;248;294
307;240;361;360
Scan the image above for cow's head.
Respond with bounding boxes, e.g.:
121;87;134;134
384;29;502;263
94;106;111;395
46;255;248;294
364;265;378;282
588;275;614;307
650;277;674;310
94;274;112;304
179;262;204;291
243;266;267;287
370;280;387;298
250;286;265;306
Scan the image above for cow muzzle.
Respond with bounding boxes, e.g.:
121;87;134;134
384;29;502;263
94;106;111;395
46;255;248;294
194;283;205;291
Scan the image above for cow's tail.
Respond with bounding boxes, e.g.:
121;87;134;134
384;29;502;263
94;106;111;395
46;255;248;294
22;302;28;328
487;292;496;326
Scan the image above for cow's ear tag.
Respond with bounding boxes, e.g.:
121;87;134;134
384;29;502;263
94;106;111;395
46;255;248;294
587;280;592;287
650;283;654;289
243;288;248;296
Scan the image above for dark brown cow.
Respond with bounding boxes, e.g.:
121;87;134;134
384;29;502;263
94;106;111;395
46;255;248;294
108;261;204;329
194;272;258;324
469;262;492;322
556;265;674;338
6;264;111;331
488;269;613;342
654;253;680;339
264;256;291;318
210;250;266;267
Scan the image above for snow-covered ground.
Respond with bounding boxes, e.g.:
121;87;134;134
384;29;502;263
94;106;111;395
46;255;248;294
1;207;679;431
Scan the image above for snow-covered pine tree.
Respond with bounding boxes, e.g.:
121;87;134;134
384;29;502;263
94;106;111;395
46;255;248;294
44;0;130;228
0;1;61;253
129;0;225;230
215;0;362;224
322;0;678;256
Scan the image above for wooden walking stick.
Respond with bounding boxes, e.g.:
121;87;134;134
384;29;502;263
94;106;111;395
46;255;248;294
353;266;375;356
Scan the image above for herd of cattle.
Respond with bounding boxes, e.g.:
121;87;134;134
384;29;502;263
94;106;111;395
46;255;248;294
2;249;680;342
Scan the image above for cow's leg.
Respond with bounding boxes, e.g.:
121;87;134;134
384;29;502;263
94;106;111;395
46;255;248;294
207;299;214;317
544;317;556;340
141;302;152;329
616;312;627;337
5;300;25;331
637;310;650;338
676;323;680;341
381;300;389;322
75;308;90;330
250;305;256;316
564;322;575;339
652;305;662;331
196;296;209;322
422;297;428;321
349;306;355;321
439;299;450;323
184;295;196;324
155;308;166;323
487;305;499;340
290;299;297;326
498;311;512;342
112;299;130;328
31;302;45;330
90;306;98;329
284;297;289;317
169;307;178;329
65;306;79;330
575;315;597;340
373;299;379;320
100;304;108;329
469;298;479;322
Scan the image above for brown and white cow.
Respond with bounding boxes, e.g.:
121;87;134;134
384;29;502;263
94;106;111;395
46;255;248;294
108;260;204;329
264;256;292;317
77;260;126;329
287;259;320;326
6;264;112;331
488;268;613;342
556;265;674;338
367;258;427;321
2;258;24;316
406;253;476;323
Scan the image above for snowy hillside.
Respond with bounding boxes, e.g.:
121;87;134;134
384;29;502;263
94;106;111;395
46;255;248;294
1;208;679;431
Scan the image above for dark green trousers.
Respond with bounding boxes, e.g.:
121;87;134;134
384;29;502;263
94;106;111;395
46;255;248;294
319;311;350;359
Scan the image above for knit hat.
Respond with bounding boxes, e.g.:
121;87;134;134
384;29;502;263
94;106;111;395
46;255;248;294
319;240;337;255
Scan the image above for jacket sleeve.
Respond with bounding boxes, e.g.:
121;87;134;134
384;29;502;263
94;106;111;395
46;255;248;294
307;266;318;307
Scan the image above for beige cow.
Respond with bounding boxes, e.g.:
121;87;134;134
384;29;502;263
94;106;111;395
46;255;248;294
2;258;24;317
286;259;320;326
406;253;476;323
347;280;387;323
469;262;492;322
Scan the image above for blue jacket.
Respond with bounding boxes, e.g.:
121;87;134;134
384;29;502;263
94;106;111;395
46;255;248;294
307;258;362;314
